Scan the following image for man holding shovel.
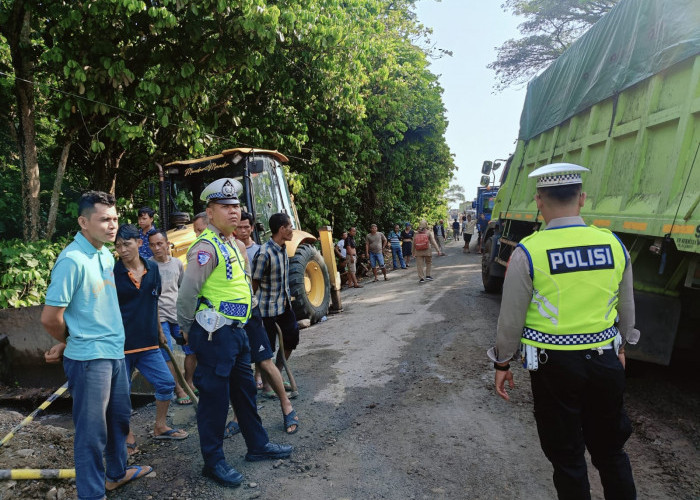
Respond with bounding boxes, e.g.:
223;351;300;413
113;224;189;453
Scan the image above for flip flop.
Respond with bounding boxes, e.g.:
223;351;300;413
260;390;278;400
283;409;299;435
224;420;240;438
126;442;139;457
105;465;153;491
283;381;292;391
256;380;264;390
176;396;192;405
153;429;188;440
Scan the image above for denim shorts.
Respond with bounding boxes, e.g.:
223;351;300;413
125;349;175;401
161;321;194;357
245;307;274;363
369;251;385;268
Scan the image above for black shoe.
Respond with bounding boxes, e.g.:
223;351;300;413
202;461;243;487
245;442;293;462
419;278;425;283
425;276;434;281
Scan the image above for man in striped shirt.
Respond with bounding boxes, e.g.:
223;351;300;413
252;213;300;371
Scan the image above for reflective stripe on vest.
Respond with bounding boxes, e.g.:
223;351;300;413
197;229;252;324
519;225;626;350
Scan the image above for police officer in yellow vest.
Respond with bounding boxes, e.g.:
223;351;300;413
488;164;640;499
177;178;292;487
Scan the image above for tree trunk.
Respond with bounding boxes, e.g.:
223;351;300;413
93;147;126;195
46;136;74;240
5;1;41;241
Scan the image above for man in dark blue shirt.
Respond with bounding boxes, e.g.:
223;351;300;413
114;224;188;453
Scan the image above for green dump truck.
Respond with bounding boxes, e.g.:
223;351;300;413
481;0;700;365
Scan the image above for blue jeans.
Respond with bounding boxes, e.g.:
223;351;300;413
369;251;385;268
391;245;405;269
63;357;131;500
125;349;175;401
161;321;194;357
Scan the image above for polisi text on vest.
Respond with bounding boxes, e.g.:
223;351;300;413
546;244;614;274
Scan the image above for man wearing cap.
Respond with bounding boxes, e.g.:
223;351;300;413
177;178;292;487
488;163;639;499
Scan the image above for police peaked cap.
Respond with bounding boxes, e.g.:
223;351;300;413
200;178;243;205
529;163;590;188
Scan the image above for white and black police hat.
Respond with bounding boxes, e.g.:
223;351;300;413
528;163;590;188
200;178;243;205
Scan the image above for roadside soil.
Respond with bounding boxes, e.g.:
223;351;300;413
1;238;698;499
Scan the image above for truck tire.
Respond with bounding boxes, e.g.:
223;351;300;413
482;236;504;293
289;243;331;324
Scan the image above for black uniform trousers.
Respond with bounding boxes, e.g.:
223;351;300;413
188;320;268;468
529;348;636;500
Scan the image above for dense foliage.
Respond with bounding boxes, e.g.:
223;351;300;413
1;0;456;245
0;238;68;308
488;0;619;91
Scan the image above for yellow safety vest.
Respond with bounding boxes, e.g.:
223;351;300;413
197;228;252;324
518;225;626;350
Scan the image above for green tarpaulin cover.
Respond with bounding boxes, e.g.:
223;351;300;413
519;0;700;141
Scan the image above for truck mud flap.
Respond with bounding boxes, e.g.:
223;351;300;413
626;291;681;366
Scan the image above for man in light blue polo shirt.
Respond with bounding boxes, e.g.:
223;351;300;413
42;191;151;499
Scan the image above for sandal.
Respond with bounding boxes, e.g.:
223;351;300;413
283;409;299;435
126;442;139;457
105;465;153;491
153;428;188;440
224;421;240;438
260;390;278;400
176;396;192;405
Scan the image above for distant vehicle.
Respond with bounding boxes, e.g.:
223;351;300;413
472;186;500;223
480;0;699;365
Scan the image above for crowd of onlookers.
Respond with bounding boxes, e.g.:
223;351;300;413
39;185;493;499
333;212;488;285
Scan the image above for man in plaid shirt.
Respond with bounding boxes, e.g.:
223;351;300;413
252;213;300;371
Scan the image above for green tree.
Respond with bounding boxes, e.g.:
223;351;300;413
1;0;456;246
488;0;619;91
444;183;465;207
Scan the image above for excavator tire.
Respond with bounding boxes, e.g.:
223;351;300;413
289;243;331;324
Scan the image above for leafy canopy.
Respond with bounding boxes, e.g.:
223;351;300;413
488;0;619;91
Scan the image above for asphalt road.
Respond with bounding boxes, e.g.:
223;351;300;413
3;239;698;499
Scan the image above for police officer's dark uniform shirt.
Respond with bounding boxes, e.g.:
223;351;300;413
488;216;640;363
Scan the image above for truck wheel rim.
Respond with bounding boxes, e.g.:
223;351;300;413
304;261;324;307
